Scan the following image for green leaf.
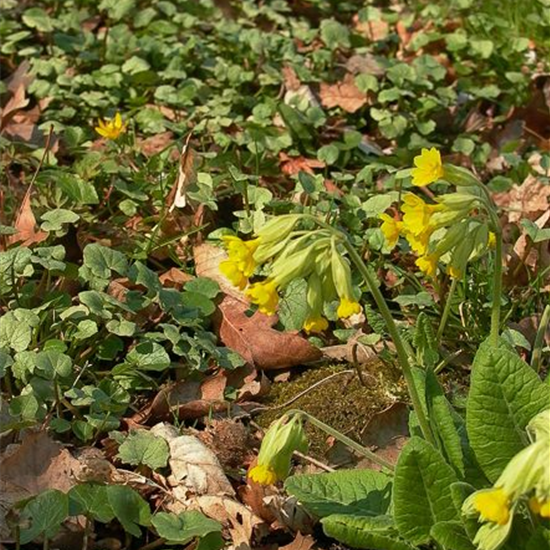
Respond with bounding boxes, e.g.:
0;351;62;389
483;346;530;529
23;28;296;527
152;511;222;544
99;0;136;20
430;521;475;550
466;341;550;482
35;350;73;379
0;350;13;378
128;262;162;294
425;368;465;477
318;144;339;165
322;514;414;550
279;278;308;331
107;485;151;537
22;8;54;32
362;193;398;219
0;309;40;352
68;484;115;523
122;56;151;74
20;490;69;544
320;19;351;49
184;277;220;299
117;430;169;470
527;528;550;550
125;342;171;371
521;219;550;243
82;243;128;280
394;292;434;308
285;470;392;518
57;173;99;205
414;313;438;369
393;437;459;545
40;209;80;232
74;320;99;340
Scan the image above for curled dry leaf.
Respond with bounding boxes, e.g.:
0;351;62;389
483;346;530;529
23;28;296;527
216;296;322;370
279;153;325;176
167;134;195;212
194;243;248;301
7;190;48;247
493;174;550;223
359;402;410;470
319;74;367;114
279;531;316;550
0;431;82;540
137;131;175;157
151;423;235;498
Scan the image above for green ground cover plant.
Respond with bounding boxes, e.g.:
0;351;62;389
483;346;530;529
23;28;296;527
1;0;550;548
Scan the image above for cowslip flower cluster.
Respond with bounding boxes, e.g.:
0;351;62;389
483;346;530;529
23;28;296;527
219;215;362;332
248;414;307;485
380;148;494;279
95;112;128;140
462;408;550;550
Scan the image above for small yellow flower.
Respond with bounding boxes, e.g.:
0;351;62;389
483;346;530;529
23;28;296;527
222;236;260;278
248;464;278;485
337;297;361;319
488;231;496;249
447;265;462;279
411;147;444;187
530;497;550;518
219;259;248;290
95;112;127;140
416;254;439;278
473;488;511;526
245;279;279;315
404;229;431;256
303;315;329;334
379;213;402;248
401;194;440;237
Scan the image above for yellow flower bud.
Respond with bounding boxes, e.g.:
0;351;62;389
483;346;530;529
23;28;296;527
443;164;482;188
256;214;301;243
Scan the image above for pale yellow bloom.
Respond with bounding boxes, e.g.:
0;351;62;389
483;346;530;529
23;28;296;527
416;254;439;278
401;194;440;237
379;213;402;248
303;315;329;334
219;259;248;289
245;279;279;315
248;464;278;485
472;488;511;526
222;236;260;278
337;297;361;319
95;112;127;140
411;147;444;186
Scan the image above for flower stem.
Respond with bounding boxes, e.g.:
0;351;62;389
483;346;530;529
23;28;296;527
532;303;550;374
437;277;458;343
490;230;503;345
286;409;395;473
341;241;436;446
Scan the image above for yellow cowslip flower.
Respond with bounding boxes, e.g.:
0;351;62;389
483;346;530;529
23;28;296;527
95;112;127;140
245;279;279;315
248;463;278;485
401;193;441;237
248;415;307;485
222;236;260;278
379;213;402;248
447;265;462;279
488;231;496;249
411;147;444;187
219;259;248;290
303;315;329;334
416;254;439;278
403;228;431;256
337;297;362;319
529;497;550;518
472;488;511;526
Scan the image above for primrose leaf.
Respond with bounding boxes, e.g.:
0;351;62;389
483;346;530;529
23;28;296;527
430;521;475;550
117;430;169;470
82;244;128;280
393;437;459;545
40;209;80;232
466;340;550;482
20;490;69;544
321;514;414;550
285;469;392;518
152;511;222;544
107;485;151;538
278;278;308;331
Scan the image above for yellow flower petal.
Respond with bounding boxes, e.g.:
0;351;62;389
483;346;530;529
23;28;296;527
379;213;402;248
411;147;444;187
94;112;127;140
220;259;248;289
416;254;439;278
248;464;278;485
245;280;279;315
337;298;361;319
303;315;329;334
473;488;511;526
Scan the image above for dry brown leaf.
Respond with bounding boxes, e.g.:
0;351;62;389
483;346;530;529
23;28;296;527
7;190;48;247
0;84;29;130
319;75;367;113
159;267;194;289
137;131;175;157
151;423;235;497
346;54;385;77
194;495;266;549
282;65;301;92
194;243;248;300
216;296;322;370
493;174;550;223
279;532;316;550
353;14;389;41
262;495;315;534
0;431;82;540
167;134;196;212
279;153;325;176
359;402;409;470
